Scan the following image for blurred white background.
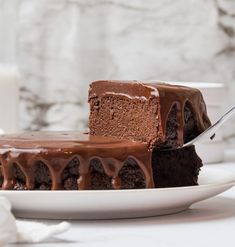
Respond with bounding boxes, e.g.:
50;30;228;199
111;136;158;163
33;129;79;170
0;0;235;146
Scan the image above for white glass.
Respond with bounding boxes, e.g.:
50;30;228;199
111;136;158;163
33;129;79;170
0;64;19;134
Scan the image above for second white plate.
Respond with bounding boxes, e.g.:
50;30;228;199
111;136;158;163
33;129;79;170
0;167;235;219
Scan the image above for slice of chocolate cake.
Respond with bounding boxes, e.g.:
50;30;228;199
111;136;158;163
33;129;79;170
0;132;202;190
89;80;211;150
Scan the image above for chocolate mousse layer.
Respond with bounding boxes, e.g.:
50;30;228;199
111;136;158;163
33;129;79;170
89;80;211;150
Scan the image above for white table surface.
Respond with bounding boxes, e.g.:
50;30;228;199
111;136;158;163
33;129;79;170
8;152;235;247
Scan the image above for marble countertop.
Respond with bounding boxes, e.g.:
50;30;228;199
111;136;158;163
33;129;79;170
1;0;235;138
8;155;235;247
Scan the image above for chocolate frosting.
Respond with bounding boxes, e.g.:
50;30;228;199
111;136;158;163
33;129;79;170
89;80;211;146
0;132;153;190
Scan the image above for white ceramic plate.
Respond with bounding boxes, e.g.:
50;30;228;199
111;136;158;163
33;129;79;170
0;167;235;220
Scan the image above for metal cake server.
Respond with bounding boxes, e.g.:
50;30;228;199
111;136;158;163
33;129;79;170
177;105;235;149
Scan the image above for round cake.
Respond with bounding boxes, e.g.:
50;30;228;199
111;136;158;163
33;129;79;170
0;131;202;191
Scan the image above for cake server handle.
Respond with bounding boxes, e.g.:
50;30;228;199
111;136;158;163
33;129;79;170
183;105;235;148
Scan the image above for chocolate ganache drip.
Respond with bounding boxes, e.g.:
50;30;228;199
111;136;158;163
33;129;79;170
0;132;153;190
148;82;211;146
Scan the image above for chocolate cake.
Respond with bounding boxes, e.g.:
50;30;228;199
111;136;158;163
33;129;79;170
0;132;202;190
0;81;210;191
89;80;211;149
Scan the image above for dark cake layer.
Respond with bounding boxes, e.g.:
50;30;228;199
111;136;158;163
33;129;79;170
152;146;202;188
89;80;211;150
0;132;202;190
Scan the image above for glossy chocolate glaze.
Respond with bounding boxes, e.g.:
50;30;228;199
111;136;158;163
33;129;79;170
89;80;211;146
0;132;153;190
